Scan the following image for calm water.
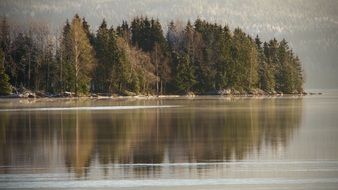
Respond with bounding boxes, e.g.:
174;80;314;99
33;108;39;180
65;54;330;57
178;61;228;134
0;93;338;189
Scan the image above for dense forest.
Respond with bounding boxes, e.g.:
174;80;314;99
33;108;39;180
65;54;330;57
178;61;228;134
0;14;304;96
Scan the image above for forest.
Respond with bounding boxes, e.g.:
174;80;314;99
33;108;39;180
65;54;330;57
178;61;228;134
0;14;304;96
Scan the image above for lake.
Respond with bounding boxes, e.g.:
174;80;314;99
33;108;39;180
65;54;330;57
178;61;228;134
1;92;338;189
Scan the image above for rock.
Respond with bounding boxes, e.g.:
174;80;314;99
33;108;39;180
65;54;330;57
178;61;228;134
292;90;299;94
63;91;75;97
232;89;240;95
224;89;232;95
217;89;232;95
270;90;277;95
186;91;195;97
309;92;322;95
35;91;47;98
258;89;266;95
248;88;266;96
19;92;35;98
122;90;137;96
28;93;35;98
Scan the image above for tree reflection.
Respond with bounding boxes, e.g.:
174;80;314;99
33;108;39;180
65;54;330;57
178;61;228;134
0;97;303;177
63;110;95;178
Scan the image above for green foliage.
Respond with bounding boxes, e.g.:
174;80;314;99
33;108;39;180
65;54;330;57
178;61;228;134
262;39;303;94
228;28;259;91
93;19;120;93
0;50;11;95
115;42;131;92
174;53;196;93
117;20;131;44
131;17;170;94
72;15;96;95
1;15;304;96
257;38;275;93
131;17;166;52
130;72;140;94
58;20;74;93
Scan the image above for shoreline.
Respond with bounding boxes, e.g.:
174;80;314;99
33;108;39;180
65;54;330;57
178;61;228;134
0;92;322;100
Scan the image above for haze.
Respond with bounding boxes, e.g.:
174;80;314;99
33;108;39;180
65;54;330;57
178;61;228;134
1;0;337;89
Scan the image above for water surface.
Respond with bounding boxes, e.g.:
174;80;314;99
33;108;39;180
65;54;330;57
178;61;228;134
0;94;338;189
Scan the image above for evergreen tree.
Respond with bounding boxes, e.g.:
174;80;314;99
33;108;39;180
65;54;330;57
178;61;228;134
59;19;75;93
94;20;113;92
117;20;131;44
131;17;170;94
82;17;95;45
174;53;196;93
229;28;259;92
0;15;304;96
0;50;11;95
184;20;204;92
40;38;57;93
215;25;231;91
10;32;39;89
293;55;304;93
256;37;275;93
115;38;132;93
0;17;11;81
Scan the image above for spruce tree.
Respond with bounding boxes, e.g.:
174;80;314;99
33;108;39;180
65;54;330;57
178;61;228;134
174;53;196;93
93;19;110;92
293;55;304;93
0;15;305;96
256;37;275;93
60;19;74;93
117;21;131;44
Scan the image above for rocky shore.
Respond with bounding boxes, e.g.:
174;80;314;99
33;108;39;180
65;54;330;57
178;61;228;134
0;87;320;99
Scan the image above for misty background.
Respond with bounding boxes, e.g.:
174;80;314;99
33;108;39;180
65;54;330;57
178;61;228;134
1;0;337;89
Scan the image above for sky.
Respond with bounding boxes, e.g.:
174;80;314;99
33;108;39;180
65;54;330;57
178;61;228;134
1;0;337;89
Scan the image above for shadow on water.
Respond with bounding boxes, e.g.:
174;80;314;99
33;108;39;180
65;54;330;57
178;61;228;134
0;97;303;178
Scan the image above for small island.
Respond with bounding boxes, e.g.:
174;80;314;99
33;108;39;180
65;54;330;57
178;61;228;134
0;14;304;98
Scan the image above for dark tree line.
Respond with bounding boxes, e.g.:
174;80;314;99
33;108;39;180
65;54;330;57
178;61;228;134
0;15;304;96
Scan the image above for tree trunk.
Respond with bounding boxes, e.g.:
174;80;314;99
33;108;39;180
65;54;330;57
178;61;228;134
74;41;79;96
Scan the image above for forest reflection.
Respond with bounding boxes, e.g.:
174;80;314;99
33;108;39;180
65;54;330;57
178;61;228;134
0;98;303;178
